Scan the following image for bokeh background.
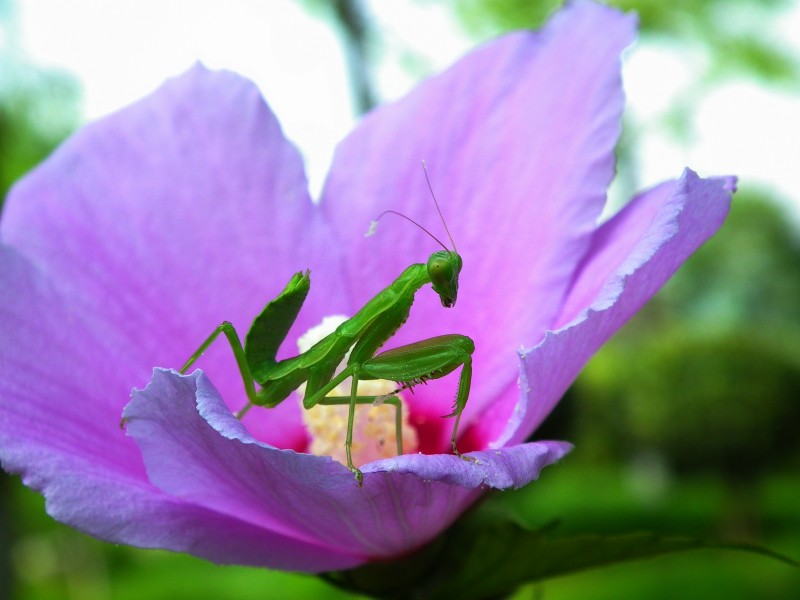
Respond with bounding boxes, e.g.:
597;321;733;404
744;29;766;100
1;0;798;598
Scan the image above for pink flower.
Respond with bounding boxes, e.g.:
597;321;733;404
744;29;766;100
0;1;733;572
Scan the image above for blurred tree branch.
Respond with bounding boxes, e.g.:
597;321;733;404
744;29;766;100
301;0;378;114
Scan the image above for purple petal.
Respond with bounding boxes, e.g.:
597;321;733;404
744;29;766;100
123;368;568;568
319;1;636;449
124;369;494;568
488;170;735;446
0;65;358;570
0;247;348;570
0;245;143;481
1;64;344;447
363;441;571;489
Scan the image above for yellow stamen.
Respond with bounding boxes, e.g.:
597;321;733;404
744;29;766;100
297;316;419;465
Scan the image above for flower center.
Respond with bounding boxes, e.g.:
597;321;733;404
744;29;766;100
297;316;419;465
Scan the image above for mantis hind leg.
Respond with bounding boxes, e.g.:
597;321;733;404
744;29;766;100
449;357;474;460
180;321;258;417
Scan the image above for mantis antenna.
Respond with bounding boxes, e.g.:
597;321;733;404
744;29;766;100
421;160;458;253
365;161;458;253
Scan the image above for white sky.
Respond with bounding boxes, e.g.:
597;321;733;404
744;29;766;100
9;0;800;215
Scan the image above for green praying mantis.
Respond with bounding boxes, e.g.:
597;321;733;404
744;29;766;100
179;165;475;484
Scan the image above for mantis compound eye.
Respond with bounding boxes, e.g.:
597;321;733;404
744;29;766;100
427;251;462;308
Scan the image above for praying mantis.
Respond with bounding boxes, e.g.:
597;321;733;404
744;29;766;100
179;166;475;484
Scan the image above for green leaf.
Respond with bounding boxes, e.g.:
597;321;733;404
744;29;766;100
324;506;798;600
437;521;797;600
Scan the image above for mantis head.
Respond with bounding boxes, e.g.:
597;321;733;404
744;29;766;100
368;163;462;307
427;250;462;308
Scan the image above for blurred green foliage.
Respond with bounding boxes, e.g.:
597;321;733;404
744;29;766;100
0;0;79;212
654;192;800;327
452;0;799;85
0;63;79;210
298;0;378;113
615;0;799;83
501;465;800;599
573;191;800;479
577;326;800;476
453;0;561;33
452;0;800;152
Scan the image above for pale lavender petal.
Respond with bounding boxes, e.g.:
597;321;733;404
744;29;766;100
124;369;486;567
126;368;564;565
0;248;350;571
0;246;142;482
1;64;344;447
489;170;734;446
22;458;355;571
363;441;572;489
0;65;353;569
320;1;636;450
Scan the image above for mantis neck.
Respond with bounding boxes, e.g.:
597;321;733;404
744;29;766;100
393;262;431;295
348;263;429;323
